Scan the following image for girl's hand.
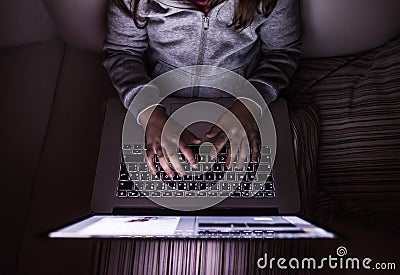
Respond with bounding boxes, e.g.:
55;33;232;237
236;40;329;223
139;106;202;178
205;99;261;168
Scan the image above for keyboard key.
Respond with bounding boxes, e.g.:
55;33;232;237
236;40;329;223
215;173;224;181
178;183;187;190
135;182;145;190
133;144;143;150
197;154;207;163
264;192;276;198
128;163;138;172
150;191;161;197
220;191;231;197
140;172;151;181
257;164;271;172
145;182;155;190
256;173;269;181
184;174;193;181
212;163;223;172
154;182;164;190
226;173;236;181
264;182;275;191
188;182;198;191
119;173;130;181
162;191;173;197
199;182;208;190
138;163;148;171
217;154;227;163
166;182;176;189
205;173;215;181
194;173;204;181
202;163;212;171
185;192;196;197
117;191;127;197
127;191;139;197
242;182;252;190
221;182;231;191
260;145;270;154
245;173;256;182
210;183;220;190
130;173;140;181
246;163;257;172
123;144;132;150
173;174;183;181
260;155;271;163
152;173;162;181
253;182;265;191
124;154;144;163
118;181;133;190
237;173;245;181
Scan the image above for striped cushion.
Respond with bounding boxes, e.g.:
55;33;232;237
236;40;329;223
286;36;400;231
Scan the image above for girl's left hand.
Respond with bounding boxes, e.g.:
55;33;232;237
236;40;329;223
205;99;261;168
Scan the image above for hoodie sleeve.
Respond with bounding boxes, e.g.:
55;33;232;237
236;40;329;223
103;0;161;120
247;0;302;107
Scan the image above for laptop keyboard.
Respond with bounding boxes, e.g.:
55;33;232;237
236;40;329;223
117;144;275;199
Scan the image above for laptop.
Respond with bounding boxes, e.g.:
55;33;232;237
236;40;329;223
49;66;335;239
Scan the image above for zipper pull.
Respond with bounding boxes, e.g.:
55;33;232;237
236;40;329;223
202;15;209;30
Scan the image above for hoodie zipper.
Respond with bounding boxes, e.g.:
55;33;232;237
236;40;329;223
197;15;209;65
194;14;210;97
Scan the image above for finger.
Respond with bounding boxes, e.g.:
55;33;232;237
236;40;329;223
205;124;221;139
179;141;198;169
156;147;174;179
163;141;185;176
167;152;185;177
236;138;250;169
250;137;260;163
211;132;228;159
146;147;157;175
226;135;241;168
182;130;202;145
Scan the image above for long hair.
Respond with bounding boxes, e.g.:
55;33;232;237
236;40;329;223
112;0;278;30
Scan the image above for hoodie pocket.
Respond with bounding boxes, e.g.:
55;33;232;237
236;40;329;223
151;60;177;78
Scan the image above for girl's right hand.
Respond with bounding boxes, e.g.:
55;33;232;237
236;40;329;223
138;106;202;179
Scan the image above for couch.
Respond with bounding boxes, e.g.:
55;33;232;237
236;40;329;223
1;0;399;274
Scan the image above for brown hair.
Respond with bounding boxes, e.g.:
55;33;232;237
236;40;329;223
112;0;278;30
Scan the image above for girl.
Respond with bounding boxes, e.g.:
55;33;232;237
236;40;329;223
103;0;301;178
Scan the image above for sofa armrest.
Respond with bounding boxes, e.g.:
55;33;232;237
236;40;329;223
289;104;320;217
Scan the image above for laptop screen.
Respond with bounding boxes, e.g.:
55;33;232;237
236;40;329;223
49;215;335;239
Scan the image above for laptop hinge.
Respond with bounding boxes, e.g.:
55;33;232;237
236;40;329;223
112;207;279;216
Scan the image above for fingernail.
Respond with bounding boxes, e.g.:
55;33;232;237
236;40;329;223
169;173;174;178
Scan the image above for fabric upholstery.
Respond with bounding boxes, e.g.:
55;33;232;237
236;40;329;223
286;36;400;231
41;0;400;57
0;0;58;47
0;40;65;275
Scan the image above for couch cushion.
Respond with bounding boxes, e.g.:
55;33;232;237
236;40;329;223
17;45;115;275
300;0;400;58
0;0;58;47
42;0;400;57
0;40;64;275
287;36;400;231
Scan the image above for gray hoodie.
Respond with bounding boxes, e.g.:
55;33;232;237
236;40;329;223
103;0;301;118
